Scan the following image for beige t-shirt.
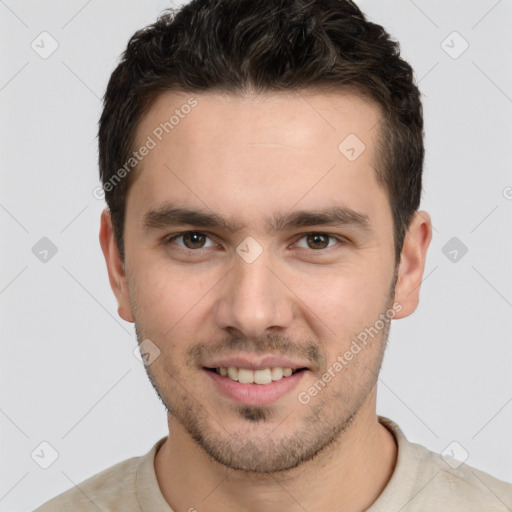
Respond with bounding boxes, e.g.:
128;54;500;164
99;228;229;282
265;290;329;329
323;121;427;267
33;416;512;511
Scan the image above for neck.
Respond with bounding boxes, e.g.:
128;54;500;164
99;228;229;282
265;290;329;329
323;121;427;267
154;389;397;512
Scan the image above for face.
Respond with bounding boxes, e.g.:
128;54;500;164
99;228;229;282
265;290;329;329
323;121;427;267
101;89;428;473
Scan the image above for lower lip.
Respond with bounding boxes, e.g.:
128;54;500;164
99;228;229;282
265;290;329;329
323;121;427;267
204;369;307;406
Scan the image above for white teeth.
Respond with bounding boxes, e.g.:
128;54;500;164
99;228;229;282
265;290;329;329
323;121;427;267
254;369;272;385
215;366;297;384
271;367;283;380
238;368;253;384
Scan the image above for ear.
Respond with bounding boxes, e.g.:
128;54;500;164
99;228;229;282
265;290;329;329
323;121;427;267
99;208;135;323
392;210;432;319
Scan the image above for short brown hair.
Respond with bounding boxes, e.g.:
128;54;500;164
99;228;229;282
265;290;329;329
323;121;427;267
98;0;424;265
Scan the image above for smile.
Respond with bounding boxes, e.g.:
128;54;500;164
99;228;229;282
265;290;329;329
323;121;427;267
204;366;308;406
209;366;304;385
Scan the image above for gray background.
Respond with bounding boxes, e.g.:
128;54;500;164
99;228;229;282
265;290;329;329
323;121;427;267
1;0;511;510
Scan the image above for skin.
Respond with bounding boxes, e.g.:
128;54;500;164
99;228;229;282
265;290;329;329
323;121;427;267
100;89;432;511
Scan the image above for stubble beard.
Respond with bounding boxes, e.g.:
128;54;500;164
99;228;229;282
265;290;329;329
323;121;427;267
132;271;397;474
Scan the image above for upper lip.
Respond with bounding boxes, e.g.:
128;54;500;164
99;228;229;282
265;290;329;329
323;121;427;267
202;355;310;371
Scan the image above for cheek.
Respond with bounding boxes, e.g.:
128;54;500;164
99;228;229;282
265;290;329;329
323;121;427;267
292;262;386;322
290;265;388;354
130;262;213;337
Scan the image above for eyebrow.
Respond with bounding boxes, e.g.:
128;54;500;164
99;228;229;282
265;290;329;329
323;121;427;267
142;203;373;234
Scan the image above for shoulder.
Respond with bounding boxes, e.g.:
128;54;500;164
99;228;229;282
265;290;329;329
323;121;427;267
33;456;140;512
32;439;165;512
374;417;512;511
412;441;512;510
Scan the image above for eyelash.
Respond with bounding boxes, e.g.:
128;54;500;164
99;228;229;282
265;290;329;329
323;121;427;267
162;231;347;253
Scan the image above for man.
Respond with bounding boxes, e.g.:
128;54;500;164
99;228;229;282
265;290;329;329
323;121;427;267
34;0;512;510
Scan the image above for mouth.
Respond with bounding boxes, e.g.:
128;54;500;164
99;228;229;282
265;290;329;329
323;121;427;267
203;365;309;406
204;366;308;385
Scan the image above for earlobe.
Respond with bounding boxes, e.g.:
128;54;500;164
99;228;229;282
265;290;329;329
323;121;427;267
392;210;432;320
99;209;135;323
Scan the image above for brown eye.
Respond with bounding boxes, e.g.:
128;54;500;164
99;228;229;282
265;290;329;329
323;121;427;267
182;232;207;249
296;232;339;250
166;231;214;250
306;233;330;249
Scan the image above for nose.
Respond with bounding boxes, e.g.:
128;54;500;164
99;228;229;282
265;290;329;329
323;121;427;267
213;248;294;339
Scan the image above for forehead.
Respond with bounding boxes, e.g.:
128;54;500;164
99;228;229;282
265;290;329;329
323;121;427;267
134;88;382;155
127;88;387;227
